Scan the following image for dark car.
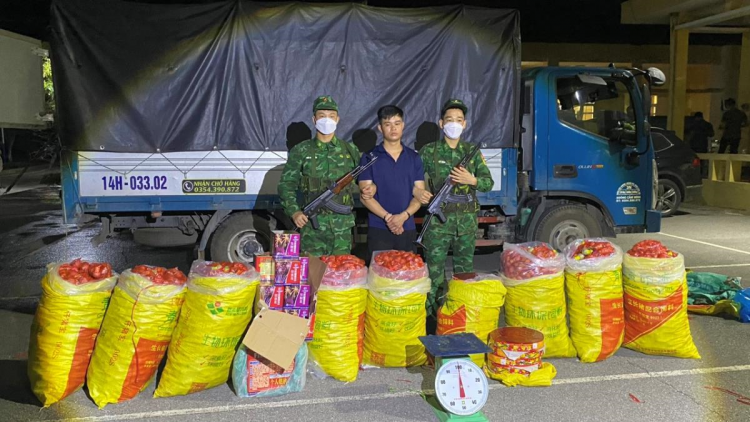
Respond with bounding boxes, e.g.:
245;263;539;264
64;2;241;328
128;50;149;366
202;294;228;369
652;127;702;216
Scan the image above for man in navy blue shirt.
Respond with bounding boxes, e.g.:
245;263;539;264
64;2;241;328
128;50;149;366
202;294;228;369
358;105;426;258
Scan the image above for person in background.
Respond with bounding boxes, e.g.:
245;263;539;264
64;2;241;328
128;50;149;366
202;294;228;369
358;105;426;259
278;95;375;255
416;99;494;317
718;98;748;154
688;112;714;154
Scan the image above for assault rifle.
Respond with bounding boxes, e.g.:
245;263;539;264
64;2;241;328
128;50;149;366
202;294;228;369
415;143;481;248
302;153;378;230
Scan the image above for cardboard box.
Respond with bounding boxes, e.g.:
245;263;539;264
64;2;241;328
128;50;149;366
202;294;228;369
272;231;300;257
284;284;310;308
255;254;275;284
300;256;309;283
246;256;326;363
274;258;301;285
243;309;309;370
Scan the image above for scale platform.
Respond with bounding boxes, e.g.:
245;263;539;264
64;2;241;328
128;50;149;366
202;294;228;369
419;333;492;358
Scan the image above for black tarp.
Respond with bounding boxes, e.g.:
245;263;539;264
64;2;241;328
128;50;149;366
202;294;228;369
50;0;520;152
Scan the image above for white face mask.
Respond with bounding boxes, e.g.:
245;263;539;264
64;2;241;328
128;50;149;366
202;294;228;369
315;117;337;135
443;122;464;140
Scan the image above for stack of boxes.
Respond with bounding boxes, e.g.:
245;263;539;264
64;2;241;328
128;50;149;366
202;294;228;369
255;231;313;338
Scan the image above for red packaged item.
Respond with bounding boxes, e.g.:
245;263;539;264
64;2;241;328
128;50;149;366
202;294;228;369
284;285;311;308
255;254;275;284
130;265;187;285
275;259;301;285
501;242;564;281
57;259;113;285
263;285;285;309
272;231;300;257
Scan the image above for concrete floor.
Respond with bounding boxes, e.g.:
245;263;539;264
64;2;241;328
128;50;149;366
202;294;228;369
1;187;749;422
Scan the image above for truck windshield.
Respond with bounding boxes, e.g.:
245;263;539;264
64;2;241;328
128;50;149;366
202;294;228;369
556;77;635;140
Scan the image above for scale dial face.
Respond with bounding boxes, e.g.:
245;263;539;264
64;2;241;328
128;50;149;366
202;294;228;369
434;359;489;416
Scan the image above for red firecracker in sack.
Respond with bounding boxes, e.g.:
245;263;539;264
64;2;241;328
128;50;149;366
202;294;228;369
627;240;678;259
131;265;187;285
501;243;563;280
373;251;424;272
57;259;113;285
572;240;616;261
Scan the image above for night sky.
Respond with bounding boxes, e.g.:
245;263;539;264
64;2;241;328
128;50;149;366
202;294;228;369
0;0;740;45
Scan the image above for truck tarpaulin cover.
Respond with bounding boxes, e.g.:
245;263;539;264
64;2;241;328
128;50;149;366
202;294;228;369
50;0;519;153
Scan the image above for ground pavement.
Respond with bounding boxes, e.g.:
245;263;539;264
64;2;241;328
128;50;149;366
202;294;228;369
0;186;749;422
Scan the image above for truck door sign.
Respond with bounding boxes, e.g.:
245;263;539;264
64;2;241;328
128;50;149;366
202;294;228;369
182;179;246;194
616;182;641;203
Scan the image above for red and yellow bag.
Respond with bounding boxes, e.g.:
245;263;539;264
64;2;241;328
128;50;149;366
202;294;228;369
28;261;117;406
87;267;187;408
437;273;506;367
622;241;700;359
501;243;576;358
564;239;625;362
363;251;430;368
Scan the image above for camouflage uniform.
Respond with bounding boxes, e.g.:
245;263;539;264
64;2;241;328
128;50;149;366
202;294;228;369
419;125;493;315
278;96;360;256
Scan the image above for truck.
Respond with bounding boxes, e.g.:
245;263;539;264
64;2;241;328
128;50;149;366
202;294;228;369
0;29;49;172
53;0;662;262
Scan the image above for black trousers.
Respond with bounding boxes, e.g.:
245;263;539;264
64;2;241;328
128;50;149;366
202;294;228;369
719;137;740;154
367;227;417;262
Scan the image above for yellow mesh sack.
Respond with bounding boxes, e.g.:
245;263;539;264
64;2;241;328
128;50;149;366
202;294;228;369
362;255;430;368
87;269;186;408
28;263;117;407
502;272;576;358
308;287;367;382
563;239;625;362
154;262;259;397
622;253;700;359
437;274;507;366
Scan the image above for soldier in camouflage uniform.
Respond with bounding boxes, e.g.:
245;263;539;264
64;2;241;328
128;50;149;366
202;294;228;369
417;99;494;315
279;95;371;255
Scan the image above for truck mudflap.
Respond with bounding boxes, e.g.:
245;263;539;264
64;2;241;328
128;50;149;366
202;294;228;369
646;209;662;233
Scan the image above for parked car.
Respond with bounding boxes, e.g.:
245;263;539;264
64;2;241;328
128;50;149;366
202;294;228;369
652;127;702;217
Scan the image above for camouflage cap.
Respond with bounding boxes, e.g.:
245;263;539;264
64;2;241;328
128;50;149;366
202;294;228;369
313;95;339;113
441;98;468;116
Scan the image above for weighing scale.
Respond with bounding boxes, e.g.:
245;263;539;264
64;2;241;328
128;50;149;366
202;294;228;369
419;333;492;422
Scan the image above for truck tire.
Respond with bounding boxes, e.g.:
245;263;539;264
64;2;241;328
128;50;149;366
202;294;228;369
209;212;271;264
532;205;602;251
133;228;198;247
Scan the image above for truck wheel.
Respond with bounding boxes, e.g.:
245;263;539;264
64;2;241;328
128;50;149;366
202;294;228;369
656;178;682;217
209;212;271;264
532;205;602;251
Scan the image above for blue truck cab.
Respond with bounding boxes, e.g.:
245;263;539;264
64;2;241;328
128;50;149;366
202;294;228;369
515;66;662;250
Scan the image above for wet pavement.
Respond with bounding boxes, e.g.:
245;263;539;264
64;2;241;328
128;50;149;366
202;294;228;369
1;184;750;421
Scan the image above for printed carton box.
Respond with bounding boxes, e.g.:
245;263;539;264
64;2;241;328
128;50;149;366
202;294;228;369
272;231;300;257
275;258;301;285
